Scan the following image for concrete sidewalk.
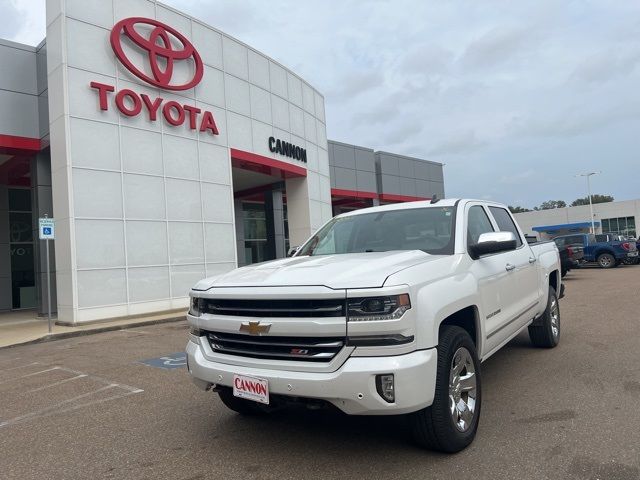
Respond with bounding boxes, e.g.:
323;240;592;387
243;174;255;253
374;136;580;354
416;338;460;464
0;310;186;349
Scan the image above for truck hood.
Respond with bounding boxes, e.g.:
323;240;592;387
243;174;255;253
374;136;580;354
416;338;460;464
194;251;441;290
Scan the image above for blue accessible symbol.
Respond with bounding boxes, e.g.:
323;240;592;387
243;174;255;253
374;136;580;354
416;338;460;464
140;352;187;369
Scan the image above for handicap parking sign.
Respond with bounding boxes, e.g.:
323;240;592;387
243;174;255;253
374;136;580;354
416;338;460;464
39;218;55;240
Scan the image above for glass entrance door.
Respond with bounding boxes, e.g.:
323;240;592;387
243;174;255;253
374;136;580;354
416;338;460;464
8;188;36;309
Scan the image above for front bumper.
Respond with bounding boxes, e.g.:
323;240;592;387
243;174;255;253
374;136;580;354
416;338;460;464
186;339;437;415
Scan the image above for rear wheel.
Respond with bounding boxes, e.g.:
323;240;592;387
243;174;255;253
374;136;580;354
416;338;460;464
411;326;481;453
218;388;270;415
529;286;560;348
597;253;616;268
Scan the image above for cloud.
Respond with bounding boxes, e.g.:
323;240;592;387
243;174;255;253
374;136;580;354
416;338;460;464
2;0;45;45
570;49;640;84
5;0;640;208
428;130;486;156
459;26;533;69
499;169;535;185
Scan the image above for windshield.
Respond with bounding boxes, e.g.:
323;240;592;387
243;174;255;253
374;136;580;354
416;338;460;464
297;206;456;256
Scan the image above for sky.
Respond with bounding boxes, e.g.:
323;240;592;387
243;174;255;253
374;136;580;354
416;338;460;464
2;0;639;208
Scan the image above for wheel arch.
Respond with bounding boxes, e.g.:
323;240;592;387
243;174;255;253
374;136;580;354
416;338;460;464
549;269;559;294
438;305;482;357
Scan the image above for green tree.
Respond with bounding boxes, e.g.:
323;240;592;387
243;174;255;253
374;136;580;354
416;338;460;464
571;194;614;206
508;206;531;213
534;200;567;210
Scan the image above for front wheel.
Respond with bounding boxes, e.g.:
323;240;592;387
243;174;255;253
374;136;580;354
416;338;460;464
528;286;560;348
411;326;481;453
597;253;616;268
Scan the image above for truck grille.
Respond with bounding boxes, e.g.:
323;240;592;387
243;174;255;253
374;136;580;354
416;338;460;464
206;331;344;362
200;298;345;318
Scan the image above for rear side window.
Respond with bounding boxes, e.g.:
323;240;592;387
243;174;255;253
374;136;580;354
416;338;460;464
467;206;494;246
564;235;585;246
488;207;523;247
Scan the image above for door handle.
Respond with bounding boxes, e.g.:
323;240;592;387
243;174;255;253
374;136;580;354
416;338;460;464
505;263;516;272
529;257;537;264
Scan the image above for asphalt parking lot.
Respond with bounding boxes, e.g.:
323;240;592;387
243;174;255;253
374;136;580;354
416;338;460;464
1;266;639;480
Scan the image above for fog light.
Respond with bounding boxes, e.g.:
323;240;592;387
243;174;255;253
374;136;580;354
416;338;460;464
376;374;395;403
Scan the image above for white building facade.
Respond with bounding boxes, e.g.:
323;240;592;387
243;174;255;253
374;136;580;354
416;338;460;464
514;199;640;240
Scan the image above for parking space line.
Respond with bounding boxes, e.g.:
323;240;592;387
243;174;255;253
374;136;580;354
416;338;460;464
27;374;88;393
0;366;60;385
54;366;143;393
1;362;40;372
0;384;117;428
0;364;144;429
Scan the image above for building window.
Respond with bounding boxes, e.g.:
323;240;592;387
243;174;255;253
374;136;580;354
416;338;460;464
8;188;36;310
601;216;636;237
242;202;268;264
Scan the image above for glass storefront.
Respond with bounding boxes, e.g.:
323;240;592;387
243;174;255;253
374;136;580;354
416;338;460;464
241;198;291;265
602;216;636;237
243;202;269;265
8;188;36;309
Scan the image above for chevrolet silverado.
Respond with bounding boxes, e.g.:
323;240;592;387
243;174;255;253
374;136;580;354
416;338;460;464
186;199;563;452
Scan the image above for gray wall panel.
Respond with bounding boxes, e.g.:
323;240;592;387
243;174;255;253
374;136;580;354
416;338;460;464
0;43;37;95
376;153;399;176
378;174;400;195
36;44;47;95
354;148;375;172
416;179;429;197
429;163;444;183
331;143;357;169
414;161;430;180
0;90;40;138
399;177;417;196
356;171;376;192
398;158;414;178
333;166;357;190
38;92;49;139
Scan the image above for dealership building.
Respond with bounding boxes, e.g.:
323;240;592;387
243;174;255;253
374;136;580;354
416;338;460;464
514;200;640;240
0;0;444;324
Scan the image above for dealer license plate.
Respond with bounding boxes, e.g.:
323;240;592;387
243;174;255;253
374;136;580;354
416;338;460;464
233;374;269;404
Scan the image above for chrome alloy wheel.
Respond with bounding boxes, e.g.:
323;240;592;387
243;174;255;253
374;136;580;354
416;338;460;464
599;255;612;267
550;297;560;339
449;347;477;432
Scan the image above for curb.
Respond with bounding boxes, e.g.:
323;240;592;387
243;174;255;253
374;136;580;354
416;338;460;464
0;316;187;351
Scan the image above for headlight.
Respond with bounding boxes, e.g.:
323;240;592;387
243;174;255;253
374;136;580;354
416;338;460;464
189;296;201;317
347;294;411;321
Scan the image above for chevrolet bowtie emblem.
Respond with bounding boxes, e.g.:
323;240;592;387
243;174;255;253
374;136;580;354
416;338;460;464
239;321;271;335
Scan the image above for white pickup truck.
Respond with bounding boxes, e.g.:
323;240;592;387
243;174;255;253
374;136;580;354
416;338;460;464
186;199;563;452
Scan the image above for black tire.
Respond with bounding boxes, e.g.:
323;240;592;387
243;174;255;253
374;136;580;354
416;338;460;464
597;253;616;268
411;326;481;453
218;388;269;415
528;286;560;348
561;268;568;278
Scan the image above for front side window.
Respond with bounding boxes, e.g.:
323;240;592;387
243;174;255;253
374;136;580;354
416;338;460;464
297;206;456;256
488;207;523;247
467;205;494;247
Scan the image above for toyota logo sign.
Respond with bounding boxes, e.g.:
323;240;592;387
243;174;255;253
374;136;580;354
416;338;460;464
110;17;204;91
89;17;219;135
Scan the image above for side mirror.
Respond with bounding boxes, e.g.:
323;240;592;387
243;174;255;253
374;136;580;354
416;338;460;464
469;232;518;259
287;246;299;257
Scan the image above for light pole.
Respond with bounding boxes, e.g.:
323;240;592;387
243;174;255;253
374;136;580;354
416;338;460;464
575;171;601;234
